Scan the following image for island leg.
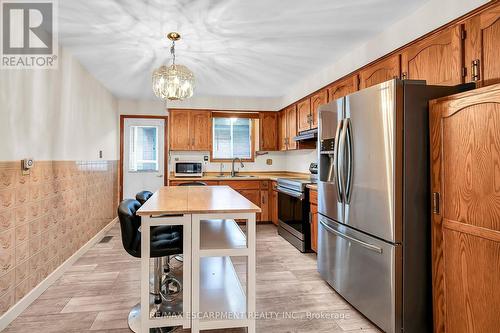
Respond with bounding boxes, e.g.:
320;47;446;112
247;213;256;333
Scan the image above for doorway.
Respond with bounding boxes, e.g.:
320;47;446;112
120;115;168;200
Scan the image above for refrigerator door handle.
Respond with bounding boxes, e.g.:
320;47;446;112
339;118;348;203
333;119;344;202
344;118;353;204
319;219;383;254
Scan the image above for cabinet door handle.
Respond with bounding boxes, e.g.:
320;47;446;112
472;59;480;82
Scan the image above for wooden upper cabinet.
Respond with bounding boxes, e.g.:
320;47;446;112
169;109;211;151
359;54;401;89
430;83;500;333
297;98;311;133
464;3;500;87
190;110;211;151
401;25;464;86
278;110;287;151
310;89;327;129
286;105;297;150
327;75;359;102
259;112;278;151
169;110;191;150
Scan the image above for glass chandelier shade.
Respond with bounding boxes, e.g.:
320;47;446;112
152;64;194;100
152;32;195;101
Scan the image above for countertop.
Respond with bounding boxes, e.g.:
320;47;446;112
169;172;310;182
137;186;261;215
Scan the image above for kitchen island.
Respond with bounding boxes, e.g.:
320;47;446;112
136;186;261;333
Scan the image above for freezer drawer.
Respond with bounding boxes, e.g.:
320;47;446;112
317;214;402;333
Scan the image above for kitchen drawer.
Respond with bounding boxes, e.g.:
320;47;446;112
219;180;261;190
318;215;401;333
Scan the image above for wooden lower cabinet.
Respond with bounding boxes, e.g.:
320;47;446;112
271;181;278;225
237;189;261;220
430;84;500;333
309;189;318;253
169;179;271;222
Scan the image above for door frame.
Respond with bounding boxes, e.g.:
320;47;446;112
119;115;169;200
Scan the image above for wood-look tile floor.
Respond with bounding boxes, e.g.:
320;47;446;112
5;223;380;333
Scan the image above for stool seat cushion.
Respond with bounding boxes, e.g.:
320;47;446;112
136;191;153;205
118;199;183;258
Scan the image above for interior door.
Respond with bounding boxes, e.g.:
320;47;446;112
430;84;500;333
344;79;399;243
123;118;165;199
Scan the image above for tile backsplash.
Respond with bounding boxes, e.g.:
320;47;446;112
0;160;118;315
169;149;317;174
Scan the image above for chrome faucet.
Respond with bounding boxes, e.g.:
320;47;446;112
231;157;244;177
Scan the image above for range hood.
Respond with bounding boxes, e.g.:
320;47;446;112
294;128;318;142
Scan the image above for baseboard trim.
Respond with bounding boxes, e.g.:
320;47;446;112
0;217;118;331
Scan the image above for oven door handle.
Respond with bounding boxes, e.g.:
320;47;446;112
276;186;304;200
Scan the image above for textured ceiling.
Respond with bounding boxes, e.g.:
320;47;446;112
59;0;428;100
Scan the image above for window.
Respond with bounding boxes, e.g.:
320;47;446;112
212;117;253;160
129;126;159;172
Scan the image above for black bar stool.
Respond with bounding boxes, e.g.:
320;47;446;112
118;199;182;333
136;190;153;205
135;191;183;294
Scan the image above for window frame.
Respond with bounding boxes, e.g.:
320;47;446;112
128;125;160;173
210;114;256;162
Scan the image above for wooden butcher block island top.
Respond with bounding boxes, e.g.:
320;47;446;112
137;185;262;216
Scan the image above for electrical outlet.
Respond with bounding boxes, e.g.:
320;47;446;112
21;158;34;175
99;150;103;159
266;159;272;165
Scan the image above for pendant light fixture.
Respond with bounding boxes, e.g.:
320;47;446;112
152;32;195;101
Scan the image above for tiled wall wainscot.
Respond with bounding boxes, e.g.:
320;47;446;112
0;161;118;315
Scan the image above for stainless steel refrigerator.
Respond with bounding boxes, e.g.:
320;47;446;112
317;79;472;333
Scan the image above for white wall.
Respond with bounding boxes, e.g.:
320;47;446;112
118;95;282;116
0;47;118;161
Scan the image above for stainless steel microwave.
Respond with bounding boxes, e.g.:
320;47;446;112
174;161;203;177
